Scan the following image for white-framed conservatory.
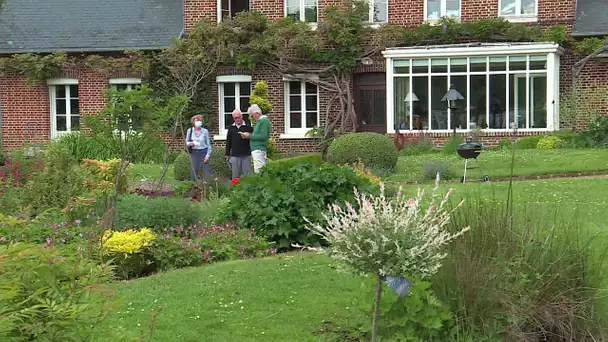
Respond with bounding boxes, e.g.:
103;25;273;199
382;43;563;134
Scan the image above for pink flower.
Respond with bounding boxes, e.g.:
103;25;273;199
407;198;416;207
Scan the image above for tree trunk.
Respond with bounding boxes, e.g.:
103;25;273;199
372;272;383;342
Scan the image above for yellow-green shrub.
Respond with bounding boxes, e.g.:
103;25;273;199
536;135;563;149
101;228;156;279
82;158;129;195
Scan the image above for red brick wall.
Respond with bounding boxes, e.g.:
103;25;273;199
0;68;143;151
184;0;216;29
0;76;49;149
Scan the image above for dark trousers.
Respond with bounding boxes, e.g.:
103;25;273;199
190;149;211;182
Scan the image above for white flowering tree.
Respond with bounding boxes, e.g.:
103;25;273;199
301;176;469;342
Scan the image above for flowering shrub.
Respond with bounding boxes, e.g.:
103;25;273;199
82;158;129;195
0;209;88;246
101;228;156;279
345;159;381;185
305;181;469;278
302;177;469;341
151;223;276;270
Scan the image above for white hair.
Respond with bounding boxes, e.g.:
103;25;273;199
247;104;262;115
232;108;242;116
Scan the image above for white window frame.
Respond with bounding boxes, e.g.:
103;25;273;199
217;0;249;22
47;78;79;139
363;0;388;25
282;77;319;138
498;0;538;22
109;78;143;135
424;0;461;23
215;75;252;140
284;0;318;24
382;43;562;134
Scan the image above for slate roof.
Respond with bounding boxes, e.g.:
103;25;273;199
0;0;184;54
573;0;608;37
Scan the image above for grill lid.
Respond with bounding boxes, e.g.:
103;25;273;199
457;142;482;151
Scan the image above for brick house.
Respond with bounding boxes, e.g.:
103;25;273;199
1;0;607;152
0;0;184;150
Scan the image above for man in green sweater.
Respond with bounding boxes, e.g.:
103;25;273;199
241;104;271;173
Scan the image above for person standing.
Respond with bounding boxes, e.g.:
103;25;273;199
241;104;270;173
225;109;254;179
185;114;212;182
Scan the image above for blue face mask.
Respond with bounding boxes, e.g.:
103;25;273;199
194;121;203;128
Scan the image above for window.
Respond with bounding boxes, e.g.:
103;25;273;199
285;81;318;134
285;0;318;23
499;0;537;20
362;0;388;24
426;0;460;21
386;43;560;133
218;0;249;22
109;78;143;132
217;76;252;136
48;79;79;138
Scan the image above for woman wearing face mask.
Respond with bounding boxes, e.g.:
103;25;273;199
185;115;212;182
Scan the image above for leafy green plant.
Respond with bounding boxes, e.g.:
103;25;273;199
194;224;275;263
574;116;608;148
536;135;563;149
267;153;323;168
422;162;455;180
400;136;437;156
114;194;200;233
150;237;204;271
53;132;165;163
173;152;192;181
21;144;89;214
198;196;230;226
379;281;454;341
0;243;113;341
514;135;543;149
327;133;399;170
441;135;465;155
226;162;374;248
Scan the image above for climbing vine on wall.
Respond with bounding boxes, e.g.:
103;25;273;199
572;36;608;54
0;51;151;85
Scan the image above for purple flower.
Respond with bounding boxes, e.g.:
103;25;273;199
75;219;81;225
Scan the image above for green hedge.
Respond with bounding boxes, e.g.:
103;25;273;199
327;133;398;170
268;153;322;167
115;194;200;232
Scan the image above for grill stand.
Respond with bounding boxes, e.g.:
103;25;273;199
461;157;490;184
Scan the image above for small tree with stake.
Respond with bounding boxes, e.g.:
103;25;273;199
83;85;185;230
299;177;469;341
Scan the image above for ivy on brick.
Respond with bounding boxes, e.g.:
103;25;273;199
572;36;608;55
0;51;150;85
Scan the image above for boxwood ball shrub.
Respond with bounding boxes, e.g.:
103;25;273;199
327;132;398;170
173;150;232;182
225;162;375;249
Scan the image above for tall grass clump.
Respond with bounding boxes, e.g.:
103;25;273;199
433;186;608;341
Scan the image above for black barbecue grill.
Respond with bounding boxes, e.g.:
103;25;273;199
457;141;489;183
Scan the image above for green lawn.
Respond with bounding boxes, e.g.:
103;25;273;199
97;177;608;341
129;164;175;183
97;253;374;342
390;148;608;183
